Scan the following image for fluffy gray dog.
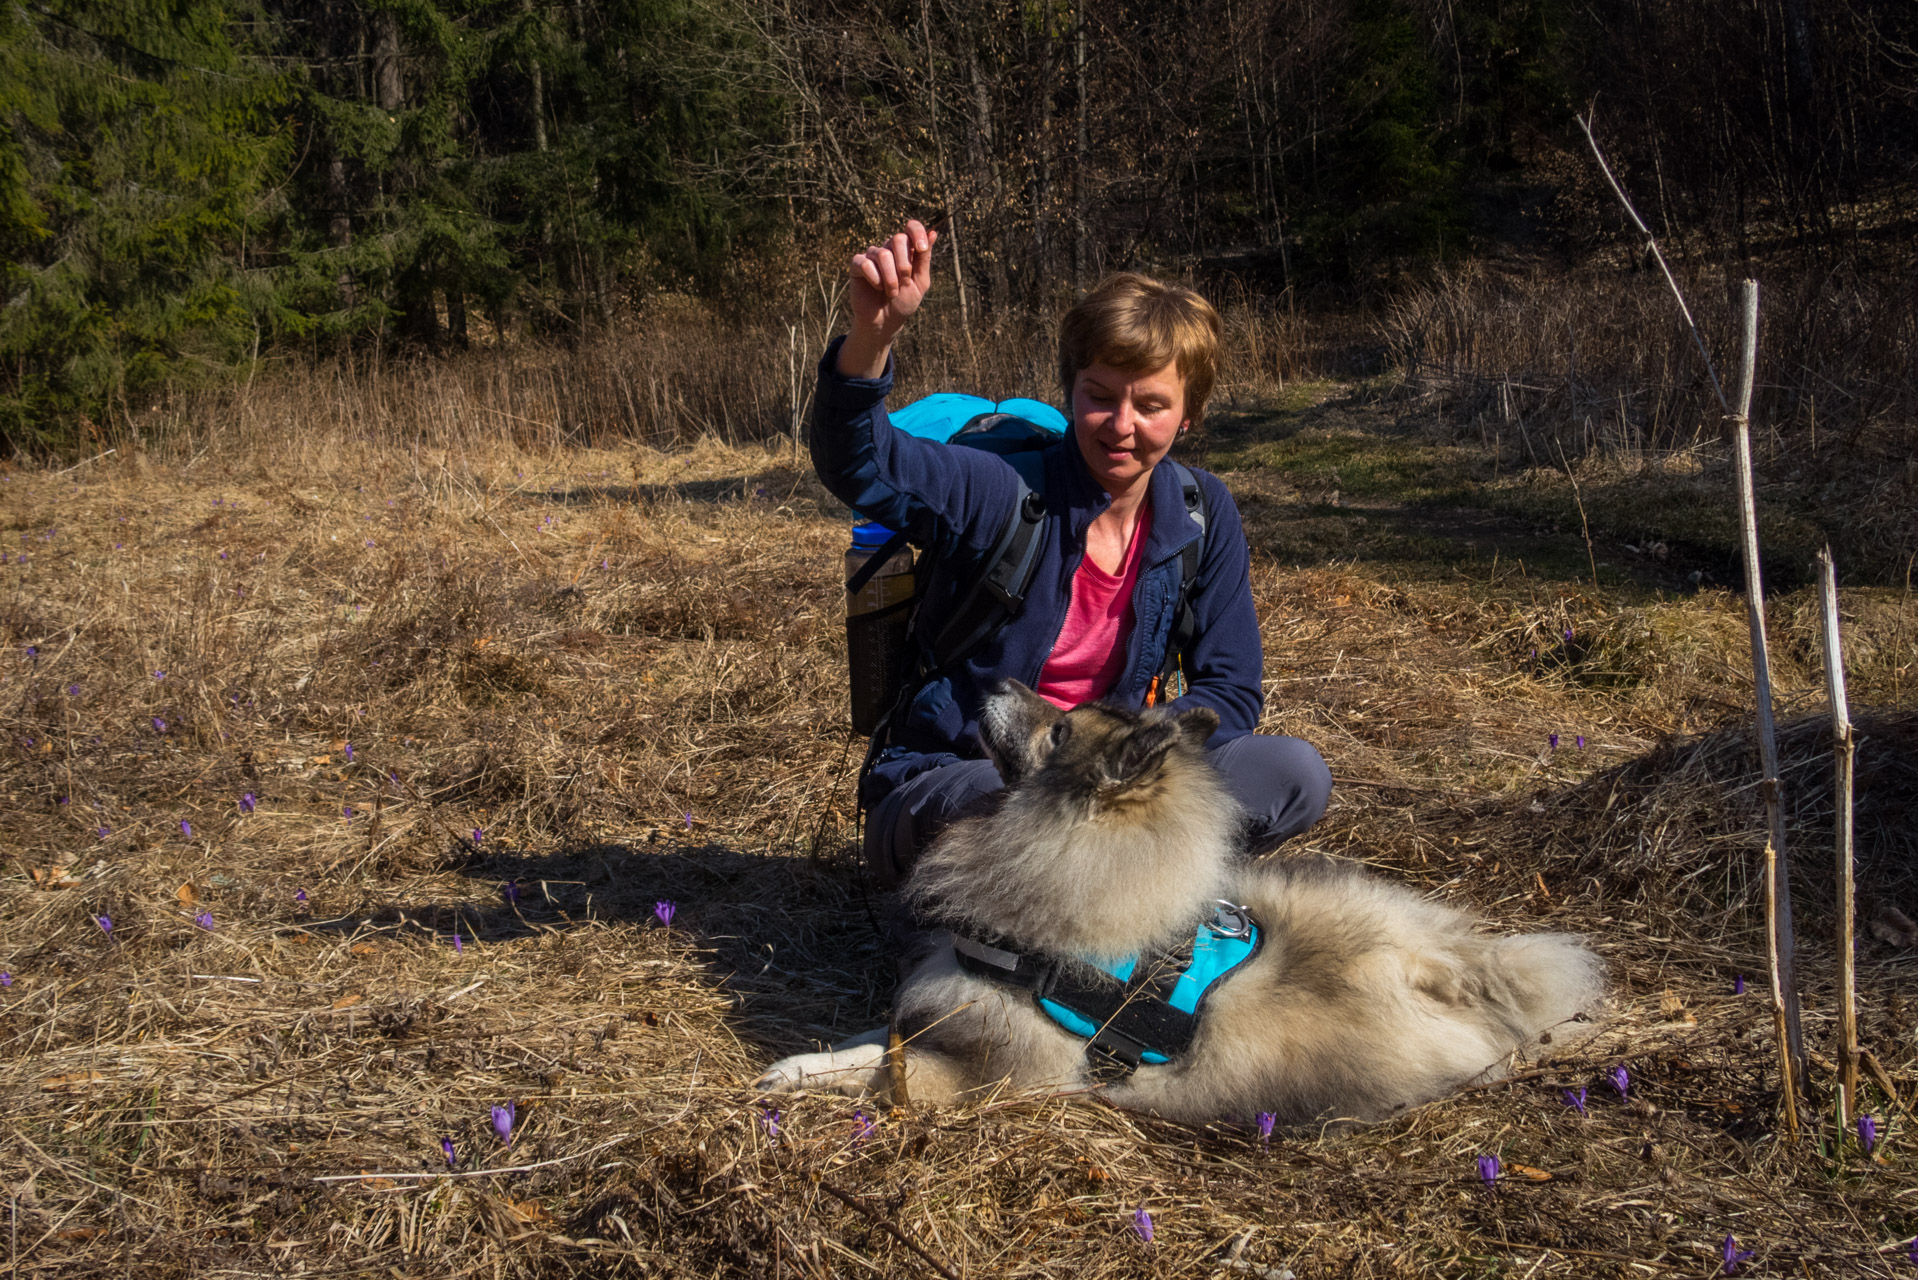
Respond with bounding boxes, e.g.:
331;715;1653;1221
758;682;1604;1125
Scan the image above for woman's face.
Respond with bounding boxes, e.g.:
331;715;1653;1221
1070;360;1189;496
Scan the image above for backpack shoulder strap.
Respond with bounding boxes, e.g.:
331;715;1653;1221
922;450;1049;672
1159;460;1210;694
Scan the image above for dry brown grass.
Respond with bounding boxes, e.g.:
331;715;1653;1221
1373;260;1918;583
3;378;1918;1276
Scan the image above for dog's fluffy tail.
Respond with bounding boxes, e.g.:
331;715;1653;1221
1484;931;1606;1049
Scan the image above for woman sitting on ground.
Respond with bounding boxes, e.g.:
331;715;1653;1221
812;219;1331;900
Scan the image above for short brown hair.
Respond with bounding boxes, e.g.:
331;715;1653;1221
1057;273;1223;428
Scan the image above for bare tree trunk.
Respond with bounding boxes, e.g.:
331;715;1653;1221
966;37;1008;309
920;0;972;372
372;9;404;111
327;151;355;307
1073;9;1088;287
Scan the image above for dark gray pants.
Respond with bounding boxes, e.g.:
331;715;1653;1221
863;733;1333;891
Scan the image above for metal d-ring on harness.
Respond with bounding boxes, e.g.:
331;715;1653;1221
950;900;1263;1082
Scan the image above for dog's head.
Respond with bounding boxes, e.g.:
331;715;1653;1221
979;679;1219;797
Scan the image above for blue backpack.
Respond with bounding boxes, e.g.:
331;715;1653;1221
846;394;1209;746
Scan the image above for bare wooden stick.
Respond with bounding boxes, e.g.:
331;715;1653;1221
1818;546;1860;1124
1764;840;1803;1137
1726;279;1808;1126
1575;113;1730;415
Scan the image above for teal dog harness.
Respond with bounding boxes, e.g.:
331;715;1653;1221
952;902;1262;1080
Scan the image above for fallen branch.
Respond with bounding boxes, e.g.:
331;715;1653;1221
816;1178;962;1280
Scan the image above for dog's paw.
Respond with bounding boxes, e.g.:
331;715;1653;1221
754;1044;886;1096
754;1053;823;1094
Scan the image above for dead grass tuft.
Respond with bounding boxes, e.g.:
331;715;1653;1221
3;371;1918;1276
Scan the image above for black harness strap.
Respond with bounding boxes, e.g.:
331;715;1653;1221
952;909;1260;1080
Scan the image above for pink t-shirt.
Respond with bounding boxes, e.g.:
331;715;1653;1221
1035;508;1152;709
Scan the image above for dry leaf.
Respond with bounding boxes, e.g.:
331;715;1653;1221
311;754;333;765
332;993;363;1010
508;1200;554;1225
55;1228;106;1241
350;943;377;955
1506;1163;1553;1182
42;1071;106;1091
177;882;198;905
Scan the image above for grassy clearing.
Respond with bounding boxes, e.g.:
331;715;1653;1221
2;394;1916;1277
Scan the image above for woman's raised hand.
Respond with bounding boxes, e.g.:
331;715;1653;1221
836;219;938;380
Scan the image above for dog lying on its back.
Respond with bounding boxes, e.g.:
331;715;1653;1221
758;682;1604;1124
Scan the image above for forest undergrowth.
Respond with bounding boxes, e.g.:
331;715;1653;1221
2;378;1917;1275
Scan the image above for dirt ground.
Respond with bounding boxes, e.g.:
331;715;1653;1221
3;390;1916;1277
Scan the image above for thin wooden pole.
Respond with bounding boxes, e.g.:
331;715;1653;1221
1727;278;1808;1126
1818;546;1860;1125
1765;839;1803;1138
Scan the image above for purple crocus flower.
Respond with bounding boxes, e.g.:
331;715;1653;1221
343;742;354;762
25;646;37;660
491;1101;515;1144
655;900;676;928
97;825;110;839
295;889;308;904
683;811;693;830
761;1107;781;1143
1476;1154;1500;1187
441;1137;456;1166
1132;1205;1154;1243
66;684;79;696
451;933;463;954
240;793;256;814
180;820;192;838
502;880;520;906
1549;732;1559;750
1563;627;1573;642
152;718;167;734
1608;1065;1630;1099
852;1110;874;1144
153;670;165;680
1256;1112;1276;1147
1721;1235;1754;1274
1;972;12;987
1907;1238;1918;1265
1576;735;1586;749
1733;974;1745;995
194;911;214;930
472;827;484;846
343;806;353;821
1565;1087;1587;1115
96;915;112;936
1859;1114;1878;1155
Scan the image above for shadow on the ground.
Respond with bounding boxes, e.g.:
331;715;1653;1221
302;839;892;1063
1199;388;1812;595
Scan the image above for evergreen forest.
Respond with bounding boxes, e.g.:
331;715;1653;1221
2;0;1915;445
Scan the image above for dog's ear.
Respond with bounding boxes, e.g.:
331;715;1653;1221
1174;704;1219;744
1106;719;1181;788
978;680;1064;785
1105;704;1215;789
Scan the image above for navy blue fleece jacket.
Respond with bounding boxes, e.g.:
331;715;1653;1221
811;336;1264;802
